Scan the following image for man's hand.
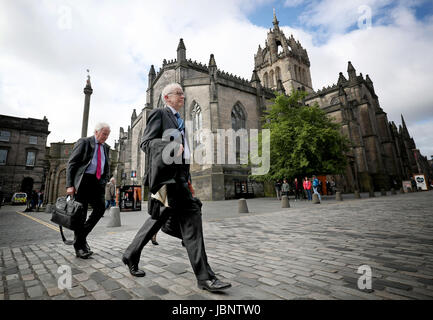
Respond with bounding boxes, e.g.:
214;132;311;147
187;181;195;198
66;187;76;195
176;144;184;157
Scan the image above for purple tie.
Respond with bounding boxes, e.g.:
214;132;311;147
96;143;101;180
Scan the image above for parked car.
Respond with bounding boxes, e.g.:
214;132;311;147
11;192;27;205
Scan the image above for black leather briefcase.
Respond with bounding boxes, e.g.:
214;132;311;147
51;196;84;244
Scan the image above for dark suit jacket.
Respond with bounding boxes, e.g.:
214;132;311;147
141;106;189;189
141;106;191;219
66;136;110;191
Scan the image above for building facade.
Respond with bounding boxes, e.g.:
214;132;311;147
0;115;50;201
115;12;431;199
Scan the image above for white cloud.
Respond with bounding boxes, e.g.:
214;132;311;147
0;0;432;159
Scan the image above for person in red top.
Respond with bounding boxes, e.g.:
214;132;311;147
303;177;312;201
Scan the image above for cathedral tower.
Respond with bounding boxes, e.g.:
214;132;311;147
254;10;313;94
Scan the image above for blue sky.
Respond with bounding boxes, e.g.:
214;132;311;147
1;0;432;159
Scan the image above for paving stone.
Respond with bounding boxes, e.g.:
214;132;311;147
91;290;111;300
27;285;44;298
258;277;280;286
67;287;86;298
130;287;157;299
149;285;169;295
117;277;137;289
110;289;132;300
47;287;64;297
90;272;108;283
168;284;191;296
81;279;100;292
24;280;40;287
9;293;26;300
100;279;121;291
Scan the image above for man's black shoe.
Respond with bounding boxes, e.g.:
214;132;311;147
197;278;231;292
122;256;146;277
85;242;94;256
151;240;159;245
75;248;91;259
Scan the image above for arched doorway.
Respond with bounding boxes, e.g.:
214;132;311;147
21;177;34;195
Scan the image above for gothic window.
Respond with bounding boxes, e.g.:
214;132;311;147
330;96;340;105
263;72;269;88
294;66;298;81
275;67;281;82
269;70;275;87
231;103;246;131
231;103;247;163
157;95;164;108
191;101;202;147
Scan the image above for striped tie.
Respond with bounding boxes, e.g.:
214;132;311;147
174;112;184;131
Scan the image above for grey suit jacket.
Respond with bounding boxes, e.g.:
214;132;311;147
66;136;110;191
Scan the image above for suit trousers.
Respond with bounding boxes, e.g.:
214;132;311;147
123;183;216;281
74;174;106;249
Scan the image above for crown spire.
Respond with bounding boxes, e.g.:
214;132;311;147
273;8;279;28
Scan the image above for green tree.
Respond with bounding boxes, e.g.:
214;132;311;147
252;91;350;181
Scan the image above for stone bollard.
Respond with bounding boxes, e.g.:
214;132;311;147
281;195;290;208
354;190;361;199
369;190;375;197
45;204;53;213
336;191;343;201
381;189;387;196
312;193;320;204
391;188;396;195
238;198;249;213
106;206;121;227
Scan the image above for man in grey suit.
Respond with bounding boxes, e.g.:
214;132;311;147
66;123;111;259
122;83;231;292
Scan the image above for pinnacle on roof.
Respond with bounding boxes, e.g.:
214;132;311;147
148;65;155;76
208;54;217;67
177;38;186;51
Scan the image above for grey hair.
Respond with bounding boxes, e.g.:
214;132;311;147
94;122;111;132
161;83;182;102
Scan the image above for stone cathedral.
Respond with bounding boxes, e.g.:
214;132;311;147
113;12;432;200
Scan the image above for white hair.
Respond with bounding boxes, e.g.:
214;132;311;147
94;122;111;132
161;83;182;102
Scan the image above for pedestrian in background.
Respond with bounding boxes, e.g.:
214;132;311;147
281;179;290;198
274;180;282;200
37;191;44;212
303;177;312;201
312;175;322;202
105;177;116;208
326;179;331;195
293;178;301;201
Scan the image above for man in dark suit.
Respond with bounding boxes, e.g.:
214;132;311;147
66;123;111;259
122;83;231;292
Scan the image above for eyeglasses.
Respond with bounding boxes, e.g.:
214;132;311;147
168;91;184;96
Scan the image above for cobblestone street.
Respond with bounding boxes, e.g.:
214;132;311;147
1;191;433;300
